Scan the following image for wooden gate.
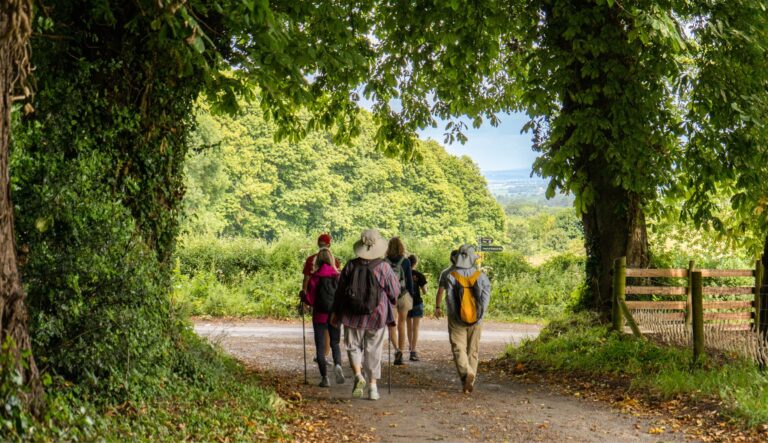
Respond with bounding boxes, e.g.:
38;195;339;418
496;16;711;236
612;257;764;361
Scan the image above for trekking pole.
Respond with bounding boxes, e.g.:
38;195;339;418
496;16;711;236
388;330;392;394
300;302;308;385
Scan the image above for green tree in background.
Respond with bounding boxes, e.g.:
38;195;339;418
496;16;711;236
185;102;505;243
363;1;768;317
675;1;768;263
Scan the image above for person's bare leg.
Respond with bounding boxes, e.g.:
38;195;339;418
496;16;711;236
406;317;414;351
411;317;421;352
388;325;398;351
397;311;407;353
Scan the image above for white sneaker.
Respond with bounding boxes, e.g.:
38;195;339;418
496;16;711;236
352;376;366;398
368;385;380;401
334;364;345;385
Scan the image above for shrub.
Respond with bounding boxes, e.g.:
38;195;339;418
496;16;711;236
490;254;584;320
174;235;585;321
1;326;290;441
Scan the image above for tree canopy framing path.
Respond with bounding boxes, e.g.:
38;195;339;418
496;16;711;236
196;319;693;442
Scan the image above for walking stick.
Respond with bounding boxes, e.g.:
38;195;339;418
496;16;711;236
300;302;308;385
388;327;392;394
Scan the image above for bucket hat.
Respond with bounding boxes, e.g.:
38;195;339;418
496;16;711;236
353;229;388;260
454;244;478;269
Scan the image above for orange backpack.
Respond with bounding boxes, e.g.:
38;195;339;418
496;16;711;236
450;270;483;325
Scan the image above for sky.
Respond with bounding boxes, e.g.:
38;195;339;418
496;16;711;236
417;112;537;172
357;93;537;173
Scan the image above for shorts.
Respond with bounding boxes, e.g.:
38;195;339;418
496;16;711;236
408;303;424;318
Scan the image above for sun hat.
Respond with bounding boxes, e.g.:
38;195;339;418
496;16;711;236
353;229;388;260
317;233;332;246
454;244;478;269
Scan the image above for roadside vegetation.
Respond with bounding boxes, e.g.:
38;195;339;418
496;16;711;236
173;235;585;322
174;105;586;322
3;325;290;441
508;313;768;427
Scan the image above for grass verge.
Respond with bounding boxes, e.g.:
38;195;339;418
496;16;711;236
3;330;292;442
507;312;768;428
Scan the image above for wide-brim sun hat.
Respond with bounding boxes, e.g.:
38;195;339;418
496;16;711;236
353;229;388;260
454;244;479;269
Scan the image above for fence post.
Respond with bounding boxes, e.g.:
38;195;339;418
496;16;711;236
612;257;626;332
685;260;695;326
755;259;764;330
691;271;704;365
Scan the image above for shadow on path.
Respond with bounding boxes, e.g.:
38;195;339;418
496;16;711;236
196;318;690;442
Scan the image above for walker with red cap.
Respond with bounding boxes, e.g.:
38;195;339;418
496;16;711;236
317;233;332;246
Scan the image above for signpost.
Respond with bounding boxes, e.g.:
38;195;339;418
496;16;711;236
478;237;494;245
477;236;503;252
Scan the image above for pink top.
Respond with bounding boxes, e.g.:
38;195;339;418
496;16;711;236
304;263;340;324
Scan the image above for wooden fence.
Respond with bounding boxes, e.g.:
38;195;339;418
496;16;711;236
612;256;765;362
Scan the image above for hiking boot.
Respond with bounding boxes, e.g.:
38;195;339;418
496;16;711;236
409;351;420;362
368;386;380;401
352;376;366;398
394;350;404;365
463;373;475;394
334;364;345;385
319;376;330;388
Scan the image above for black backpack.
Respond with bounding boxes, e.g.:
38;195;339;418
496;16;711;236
314;276;337;313
338;259;382;315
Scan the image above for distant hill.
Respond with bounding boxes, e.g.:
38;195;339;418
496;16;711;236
482;169;574;207
183;103;506;244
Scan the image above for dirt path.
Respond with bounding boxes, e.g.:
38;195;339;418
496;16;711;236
195;318;691;442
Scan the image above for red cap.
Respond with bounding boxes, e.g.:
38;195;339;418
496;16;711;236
317;233;332;246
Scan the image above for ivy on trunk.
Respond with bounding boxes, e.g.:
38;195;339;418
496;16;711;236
0;0;42;414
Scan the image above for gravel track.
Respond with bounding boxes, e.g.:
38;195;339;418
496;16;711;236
195;318;691;442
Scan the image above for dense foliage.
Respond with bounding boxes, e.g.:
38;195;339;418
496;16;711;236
502;201;583;262
2;328;291;441
177;111;585;321
351;1;768;316
174;235;585;321
185;103;505;243
9;0;211;398
4;0;392;426
678;1;768;253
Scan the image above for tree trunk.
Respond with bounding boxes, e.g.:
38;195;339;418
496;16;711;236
0;0;43;414
761;234;768;289
537;1;652;320
581;188;649;319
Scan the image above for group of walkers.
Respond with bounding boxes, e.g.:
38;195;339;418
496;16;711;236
299;229;491;400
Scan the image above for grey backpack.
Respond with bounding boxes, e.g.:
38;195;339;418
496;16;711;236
338;258;382;315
